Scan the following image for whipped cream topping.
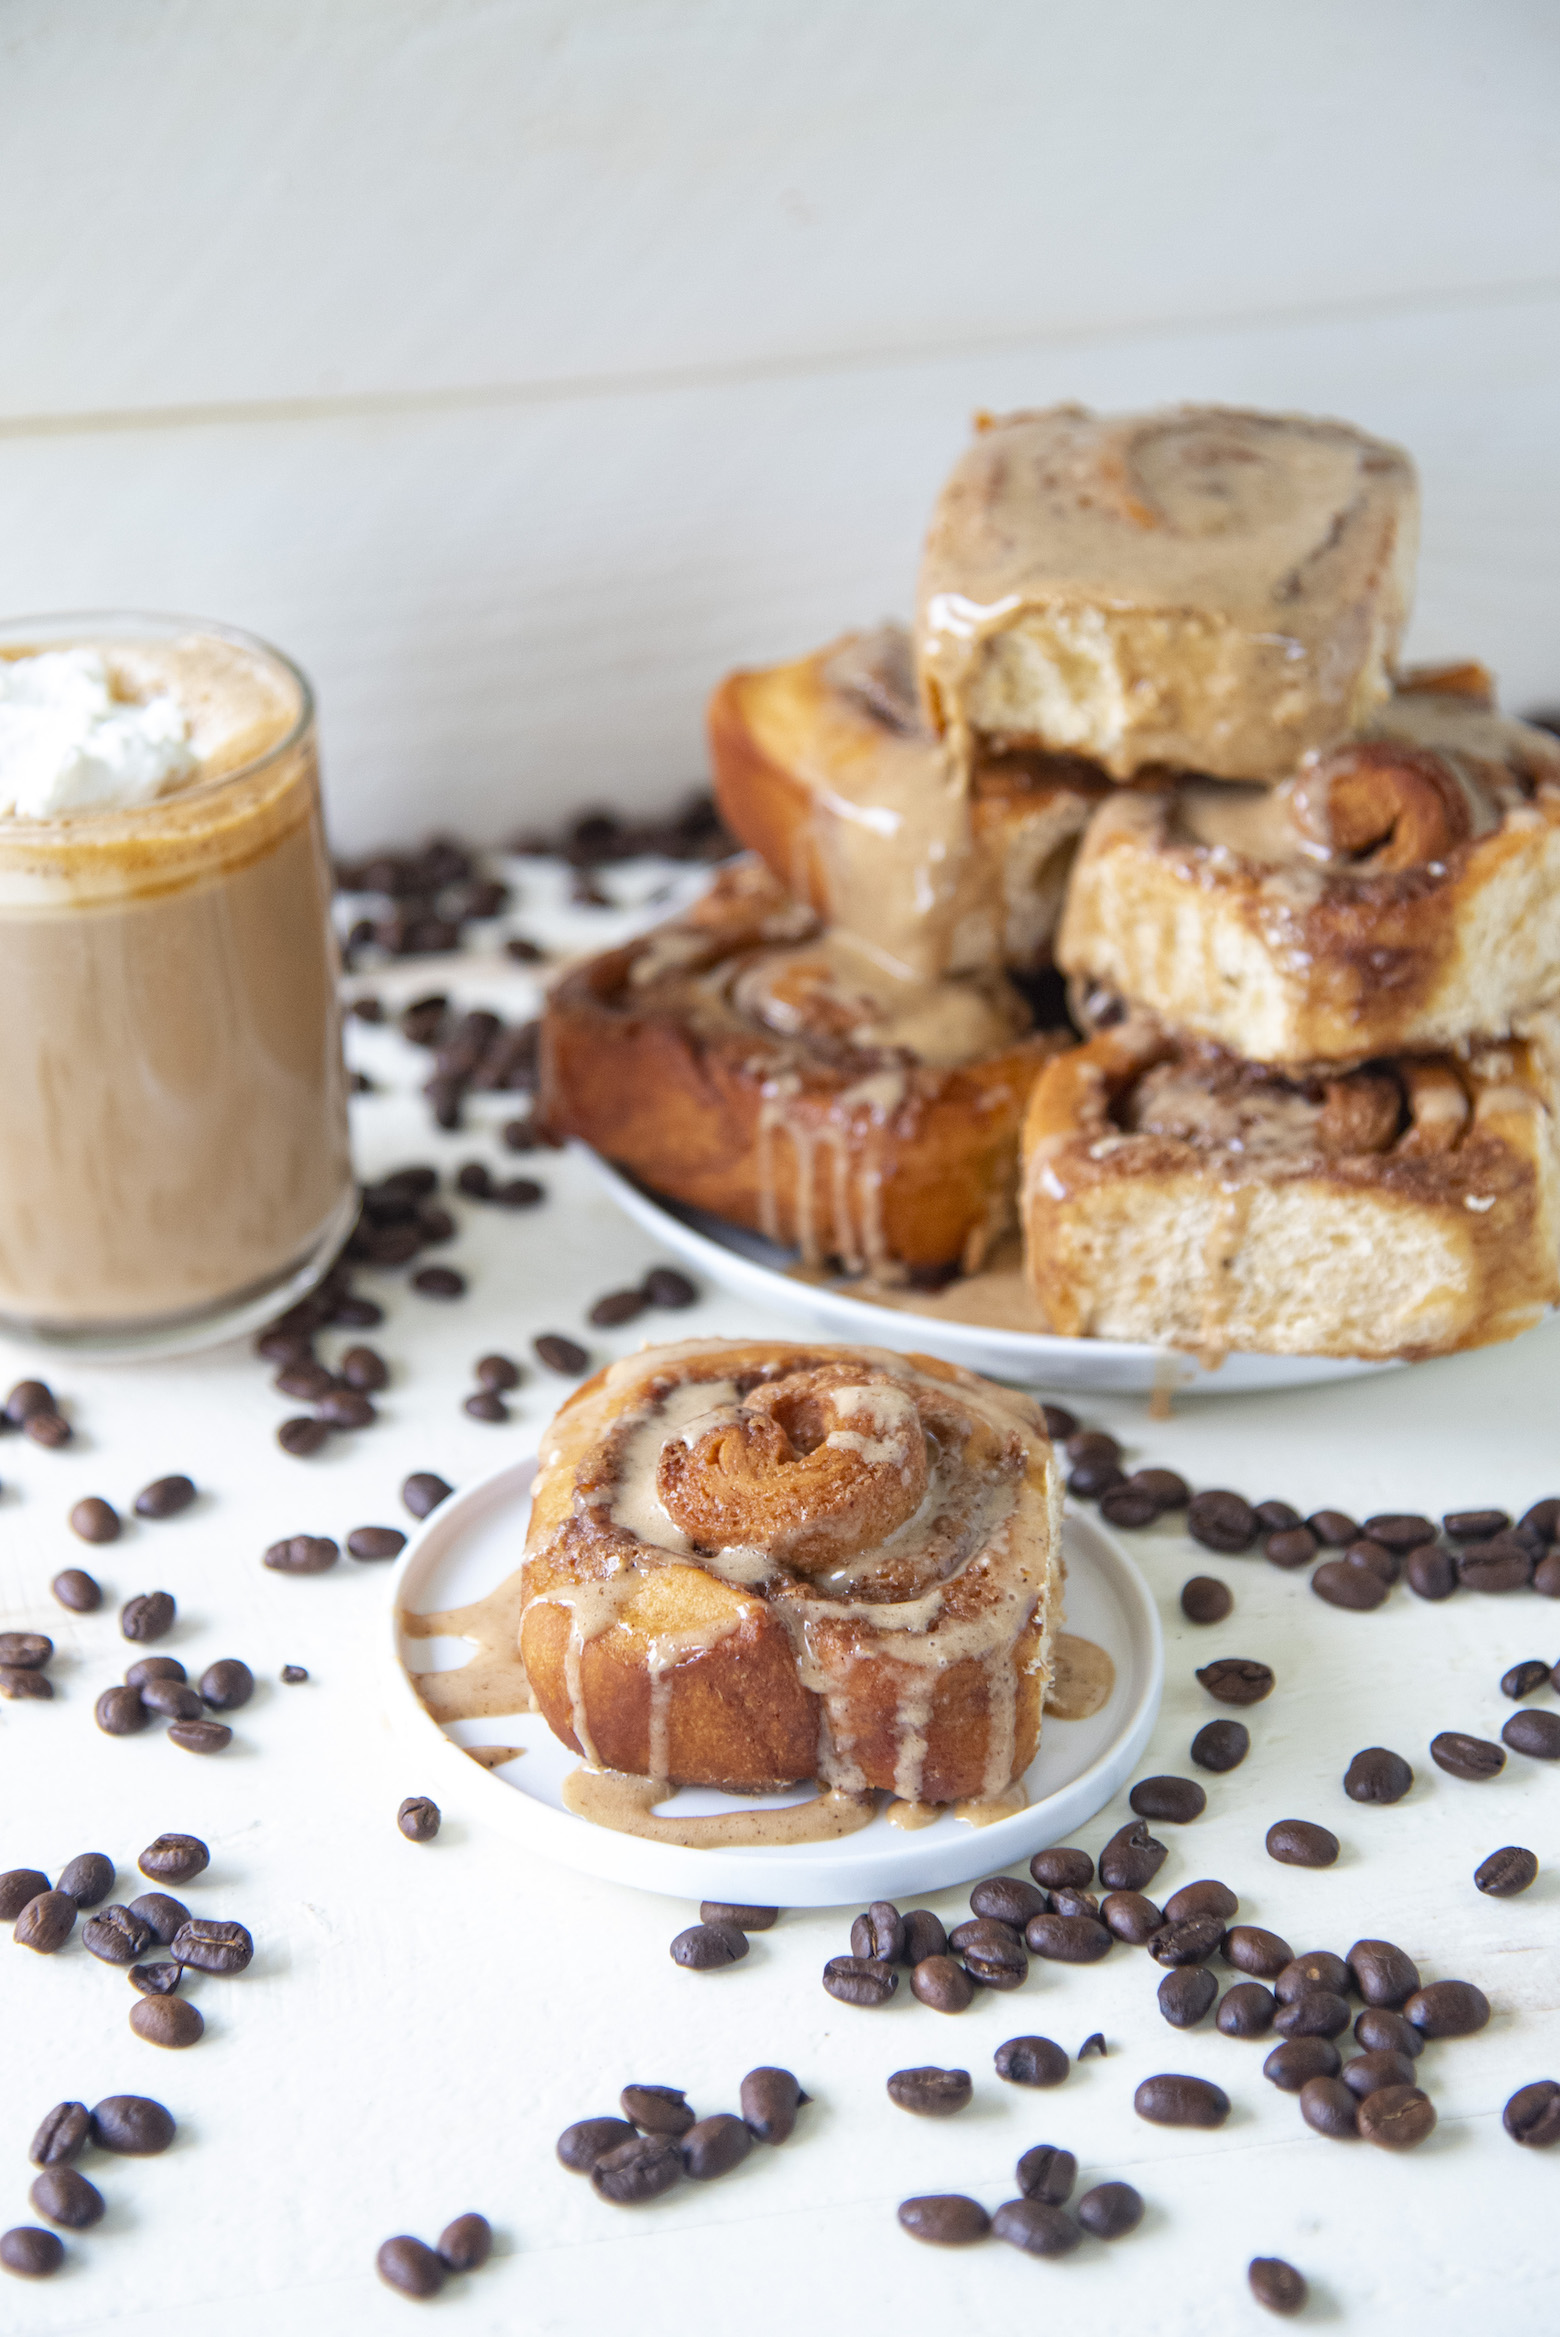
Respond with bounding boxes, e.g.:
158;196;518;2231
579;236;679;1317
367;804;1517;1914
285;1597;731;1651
0;649;196;818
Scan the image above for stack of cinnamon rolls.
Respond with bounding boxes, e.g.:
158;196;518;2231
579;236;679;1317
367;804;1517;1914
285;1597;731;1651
543;404;1560;1361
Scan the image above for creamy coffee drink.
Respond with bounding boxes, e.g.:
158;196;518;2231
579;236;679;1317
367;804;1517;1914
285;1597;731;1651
0;614;352;1349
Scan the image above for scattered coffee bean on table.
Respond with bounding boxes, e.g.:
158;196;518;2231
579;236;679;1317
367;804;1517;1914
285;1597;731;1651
853;1900;905;1960
16;1892;76;1953
1100;1817;1167;1888
823;1955;897;2006
1431;1730;1506;1780
1345;1746;1413;1803
1077;2182;1142;2239
1158;1967;1219;2028
142;1680;203;1720
1150;1913;1226;1967
681;2115;751;2179
700;1901;777;1931
378;2236;446;2297
740;2067;807;2143
1191;1718;1250;1772
131;1890;191;1942
130;1995;204;2048
1276;1991;1350;2040
643;1267;697;1308
29;2104;90;2167
1264;1527;1318;1569
1406;1544;1458;1600
621;2084;694;2135
1016;2142;1076;2202
1187;1490;1258;1553
1264;2037;1341;2091
1501;1659;1552;1699
1275;1952;1349;2001
1354;2008;1423;2059
557;2117;637;2171
464;1391;508;1422
1164;1879;1239;1922
1266;1819;1339;1868
1358;2084;1436;2150
140;1833;208;1883
130;1962;183;1995
317;1388;377;1429
91;2095;174;2154
592;2135;682;2204
348;1526;407;1562
1024;1913;1110;1964
1048;1886;1099;1918
1348;1939;1420;2007
1130;1775;1206;1823
1405;1979;1489;2037
534;1334;589;1375
398;1796;441;1843
1504;2080;1560;2148
95;1685;148;1735
83;1905;155;1964
1079;2031;1106;2058
172;1917;254;1975
1299;2075;1358;2137
1312;1558;1388;1610
128;1656;184;1687
56;1852;113;1907
1134;2073;1229;2128
412;1266;466;1300
277;1417;330;1457
911;1955;973;2013
51;1565;102;1612
0;2227;64;2278
1224;1925;1294;1978
437;2213;492;2272
67;1496;119;1546
1476;1845;1538;1896
888;2066;972;2116
590;1288;647;1328
970;1875;1047;1926
1196;1658;1273;1706
670;1922;747;1970
1249;2256;1308;2315
1030;1846;1093;1889
993;2035;1068;2087
898;2195;990;2246
991;2199;1079;2257
120;1590;175;1642
1102;1890;1163;1944
1217;1982;1277;2038
402;1473;452;1519
1180;1576;1233;1624
135;1475;196;1520
200;1659;255;1711
168;1718;232;1755
1503;1709;1560;1760
280;1664;308;1683
340;1345;390;1391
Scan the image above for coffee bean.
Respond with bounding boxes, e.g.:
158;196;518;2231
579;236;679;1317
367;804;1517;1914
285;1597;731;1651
1024;1913;1110;1963
1299;2074;1358;2137
0;1631;51;1671
377;2236;446;2296
1431;1730;1505;1781
1501;1659;1550;1699
1186;1489;1258;1553
275;1360;336;1402
1077;2181;1143;2240
403;1472;453;1518
740;2066;807;2143
1224;1925;1293;1978
1460;1537;1534;1593
1030;1847;1093;1889
969;1875;1047;1927
1308;1509;1359;1546
1504;2080;1560;2147
590;1288;648;1329
1536;1553;1560;1597
131;1995;203;2048
671;1922;747;1970
692;1903;775;1936
1248;2256;1307;2316
120;1590;175;1642
15;1891;75;1952
1133;2072;1229;2128
277;1417;330;1457
1266;1819;1339;1868
1163;1879;1239;1922
338;1345;390;1392
169;1718;231;1755
1181;1575;1233;1623
473;1355;521;1397
1099;1486;1160;1528
1354;2007;1423;2059
132;1879;193;1928
1190;1723;1252;1783
398;1796;441;1843
51;1566;102;1614
1263;1526;1319;1570
127;1656;185;1687
1101;1890;1163;1944
0;1666;51;1700
901;1909;947;1963
1476;1845;1538;1896
535;1334;589;1375
1149;1913;1226;1966
1504;1708;1560;1760
83;1905;156;1964
681;2113;752;2178
1347;1939;1420;2006
135;1475;195;1521
95;1685;148;1735
56;1852;113;1908
620;2083;694;2135
1040;1404;1078;1440
139;1833;209;1885
853;1900;905;1961
898;2195;989;2246
1364;1512;1436;1551
823;1955;897;2006
1084;2033;1109;2059
3;1377;53;1422
0;1869;48;1922
991;2199;1079;2257
90;2095;175;2154
1130;1774;1206;1823
592;2134;683;2204
22;1408;71;1447
0;2226;63;2278
280;1663;308;1683
1048;1886;1099;1919
1067;1453;1124;1498
195;1658;254;1714
1217;1982;1277;2038
1342;2049;1418;2099
464;1390;509;1422
29;2104;89;2167
1195;1658;1273;1705
28;2167;103;2230
1015;2142;1076;2204
1099;1817;1167;1889
1405;1979;1489;2038
412;1265;466;1300
1405;1543;1458;1599
1263;2036;1342;2090
1132;1466;1190;1509
888;2066;973;2116
1443;1507;1508;1541
1066;1428;1120;1463
911;1955;973;2012
1345;1537;1398;1584
171;1917;254;1975
317;1387;377;1429
1275;1991;1350;2040
959;1921;1029;1988
1251;1499;1300;1533
437;2212;491;2272
557;2116;637;2171
1521;1497;1560;1543
129;1962;183;1995
993;2036;1068;2088
1358;2084;1436;2150
1158;1965;1218;2028
1274;1952;1350;2003
1344;1746;1413;1803
143;1680;204;1720
1312;1558;1388;1610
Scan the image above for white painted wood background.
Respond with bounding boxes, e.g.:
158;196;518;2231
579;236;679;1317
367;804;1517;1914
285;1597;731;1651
1;0;1557;851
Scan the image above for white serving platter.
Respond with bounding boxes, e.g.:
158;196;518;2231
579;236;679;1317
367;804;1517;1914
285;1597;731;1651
583;1151;1396;1397
385;1457;1164;1907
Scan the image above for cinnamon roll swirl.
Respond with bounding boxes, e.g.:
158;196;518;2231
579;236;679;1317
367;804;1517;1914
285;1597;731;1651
520;1339;1064;1803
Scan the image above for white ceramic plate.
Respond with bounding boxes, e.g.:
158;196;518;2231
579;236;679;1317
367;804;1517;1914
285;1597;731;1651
582;1150;1396;1397
385;1457;1164;1906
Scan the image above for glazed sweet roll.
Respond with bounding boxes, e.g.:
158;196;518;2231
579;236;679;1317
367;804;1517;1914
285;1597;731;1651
520;1339;1065;1803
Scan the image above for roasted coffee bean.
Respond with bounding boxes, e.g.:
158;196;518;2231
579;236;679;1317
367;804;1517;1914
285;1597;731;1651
1266;1818;1339;1868
52;1566;102;1612
589;1288;648;1329
1431;1730;1505;1781
1015;2142;1076;2204
670;1922;747;1970
83;1905;156;1964
1217;1982;1277;2038
23;1408;71;1448
888;2066;973;2116
139;1832;209;1884
1347;1939;1420;2007
120;1590;175;1642
1264;1526;1319;1570
28;2167;103;2230
1079;2030;1106;2057
1354;2007;1423;2059
1133;2072;1229;2128
993;2036;1068;2088
135;1475;196;1521
740;2066;807;2143
1312;1558;1388;1610
15;1891;75;1952
1364;1513;1436;1552
0;1631;51;1670
681;2113;751;2178
473;1355;521;1396
1163;1878;1238;1922
898;2194;989;2246
1077;2181;1143;2240
277;1416;330;1457
1187;1489;1258;1553
169;1717;231;1755
1253;1498;1302;1533
334;1345;389;1396
1224;1925;1293;1979
1099;1486;1160;1529
1049;1886;1099;1919
534;1333;588;1375
1249;2257;1307;2316
991;2199;1079;2257
700;1901;777;1932
1195;1658;1273;1706
171;1917;254;1975
1066;1428;1120;1464
1275;1951;1350;2003
130;1994;203;2048
317;1387;377;1429
1460;1537;1534;1593
1299;2075;1358;2137
0;1665;51;1700
412;1265;466;1300
1030;1846;1093;1889
592;2134;683;2204
642;1267;697;1309
265;1531;341;1575
1158;1965;1219;2028
1405;1979;1489;2038
1504;1708;1560;1760
1068;1453;1124;1499
1181;1574;1233;1623
901;1909;948;1963
0;2226;63;2278
911;1955;974;2013
129;1889;191;1941
1024;1913;1110;1964
1;1868;49;1921
1130;1774;1206;1823
557;2116;637;2171
29;2104;89;2167
56;1852;113;1908
198;1659;255;1713
1040;1403;1078;1441
1130;1466;1190;1509
129;1962;183;1996
95;1684;148;1735
1342;2049;1418;2100
275;1360;336;1403
377;2236;446;2296
1101;1890;1163;1944
1521;1497;1560;1543
143;1680;205;1720
1406;1544;1458;1600
853;1900;905;1961
280;1663;308;1683
948;1911;1017;1952
1536;1553;1560;1597
437;2213;491;2272
455;1161;494;1199
1308;1508;1359;1546
1275;1991;1350;2040
3;1377;53;1422
1445;1507;1511;1541
822;1954;897;2007
1502;1659;1552;1699
1099;1817;1167;1889
1345;1746;1413;1803
1358;2084;1436;2150
1263;2036;1341;2091
398;1796;441;1843
1476;1845;1538;1896
127;1656;185;1688
1150;1913;1226;1967
91;2095;175;2154
960;1922;1028;1989
402;1472;453;1518
970;1875;1047;1927
464;1390;509;1423
344;1527;406;1567
1345;1537;1398;1584
1504;2080;1560;2147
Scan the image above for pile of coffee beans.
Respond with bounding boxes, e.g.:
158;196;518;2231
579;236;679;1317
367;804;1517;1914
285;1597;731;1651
336;833;513;961
394;1000;540;1133
376;2211;492;2298
507;794;733;873
898;2138;1142;2256
2;2095;177;2278
557;2066;806;2209
95;1654;251;1754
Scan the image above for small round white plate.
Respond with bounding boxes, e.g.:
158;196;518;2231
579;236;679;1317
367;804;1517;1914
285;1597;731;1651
582;1151;1396;1397
386;1458;1164;1906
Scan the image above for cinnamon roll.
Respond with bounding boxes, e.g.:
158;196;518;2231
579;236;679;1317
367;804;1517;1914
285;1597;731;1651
1057;679;1560;1066
520;1338;1064;1802
1020;1013;1560;1361
540;856;1069;1276
916;404;1418;782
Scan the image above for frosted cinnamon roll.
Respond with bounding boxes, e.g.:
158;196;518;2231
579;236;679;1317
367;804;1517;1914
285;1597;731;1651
520;1339;1064;1802
540;856;1069;1276
1020;1013;1560;1361
1058;675;1560;1066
